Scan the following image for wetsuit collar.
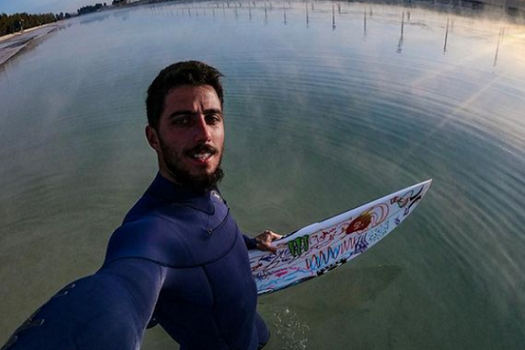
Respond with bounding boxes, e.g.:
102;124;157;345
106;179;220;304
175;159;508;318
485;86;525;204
145;173;215;214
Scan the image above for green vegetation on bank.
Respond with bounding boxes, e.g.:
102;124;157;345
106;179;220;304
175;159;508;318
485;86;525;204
0;13;59;37
78;3;109;15
1;2;120;37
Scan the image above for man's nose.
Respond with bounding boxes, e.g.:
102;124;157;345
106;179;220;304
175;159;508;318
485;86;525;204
193;115;212;142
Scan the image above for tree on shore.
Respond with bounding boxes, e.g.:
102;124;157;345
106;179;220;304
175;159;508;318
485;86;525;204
77;3;107;15
0;13;57;37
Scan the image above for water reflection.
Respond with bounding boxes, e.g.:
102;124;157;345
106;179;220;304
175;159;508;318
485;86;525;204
123;0;525;66
1;1;525;349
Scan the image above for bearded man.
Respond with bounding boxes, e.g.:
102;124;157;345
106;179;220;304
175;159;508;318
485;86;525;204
2;61;280;350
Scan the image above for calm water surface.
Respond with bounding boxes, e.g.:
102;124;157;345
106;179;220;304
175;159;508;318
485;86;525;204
1;1;524;349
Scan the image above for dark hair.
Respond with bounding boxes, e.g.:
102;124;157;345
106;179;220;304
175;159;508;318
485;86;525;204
146;60;224;129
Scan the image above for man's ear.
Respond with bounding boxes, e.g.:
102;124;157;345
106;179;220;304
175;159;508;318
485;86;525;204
146;125;161;151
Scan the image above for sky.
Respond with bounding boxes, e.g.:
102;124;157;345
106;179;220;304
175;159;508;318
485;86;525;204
0;0;97;14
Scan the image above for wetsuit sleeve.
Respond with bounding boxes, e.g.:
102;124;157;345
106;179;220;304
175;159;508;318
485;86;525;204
2;259;163;350
242;234;258;250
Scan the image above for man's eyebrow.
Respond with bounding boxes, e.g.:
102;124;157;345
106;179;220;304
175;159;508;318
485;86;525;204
168;110;194;119
204;108;222;115
168;109;222;119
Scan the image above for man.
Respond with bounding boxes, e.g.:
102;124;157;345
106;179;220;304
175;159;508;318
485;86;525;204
2;61;280;350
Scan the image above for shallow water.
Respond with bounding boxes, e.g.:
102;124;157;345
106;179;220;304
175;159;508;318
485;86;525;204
1;1;524;349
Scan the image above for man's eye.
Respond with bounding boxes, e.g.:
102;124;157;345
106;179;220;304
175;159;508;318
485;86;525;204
172;116;190;126
205;114;222;124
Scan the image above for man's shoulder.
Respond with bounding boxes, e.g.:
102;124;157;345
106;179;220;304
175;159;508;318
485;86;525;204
119;214;171;233
122;191;165;224
103;215;192;267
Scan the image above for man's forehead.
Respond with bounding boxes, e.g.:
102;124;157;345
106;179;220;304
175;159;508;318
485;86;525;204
159;85;222;122
164;85;220;106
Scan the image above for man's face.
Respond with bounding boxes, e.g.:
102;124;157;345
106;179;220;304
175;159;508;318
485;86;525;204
147;85;225;190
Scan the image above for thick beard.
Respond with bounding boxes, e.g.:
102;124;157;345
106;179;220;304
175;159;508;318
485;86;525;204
159;140;224;192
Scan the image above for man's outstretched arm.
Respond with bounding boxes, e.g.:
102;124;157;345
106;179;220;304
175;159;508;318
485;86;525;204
2;258;164;350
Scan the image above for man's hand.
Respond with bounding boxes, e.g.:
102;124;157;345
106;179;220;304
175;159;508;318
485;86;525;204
255;230;282;254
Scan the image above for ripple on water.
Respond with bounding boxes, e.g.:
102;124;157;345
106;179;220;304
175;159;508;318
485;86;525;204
1;1;525;348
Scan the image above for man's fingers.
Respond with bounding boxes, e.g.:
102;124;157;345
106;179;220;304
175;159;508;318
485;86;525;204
255;230;282;254
263;230;282;240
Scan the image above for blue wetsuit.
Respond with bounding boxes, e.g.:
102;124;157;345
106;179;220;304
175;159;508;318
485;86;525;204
2;174;269;350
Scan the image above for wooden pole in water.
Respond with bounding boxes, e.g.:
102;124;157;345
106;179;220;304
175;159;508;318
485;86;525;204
332;4;336;30
306;3;309;27
364;9;367;37
443;17;450;54
397;12;405;53
494;26;505;67
401;11;404;37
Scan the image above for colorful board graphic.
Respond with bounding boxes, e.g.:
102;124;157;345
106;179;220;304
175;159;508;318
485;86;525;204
249;180;432;295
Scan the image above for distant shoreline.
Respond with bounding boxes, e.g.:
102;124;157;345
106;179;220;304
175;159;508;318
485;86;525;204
0;23;52;43
0;23;58;67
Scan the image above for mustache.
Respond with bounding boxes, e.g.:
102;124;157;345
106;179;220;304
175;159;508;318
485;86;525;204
185;144;219;156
